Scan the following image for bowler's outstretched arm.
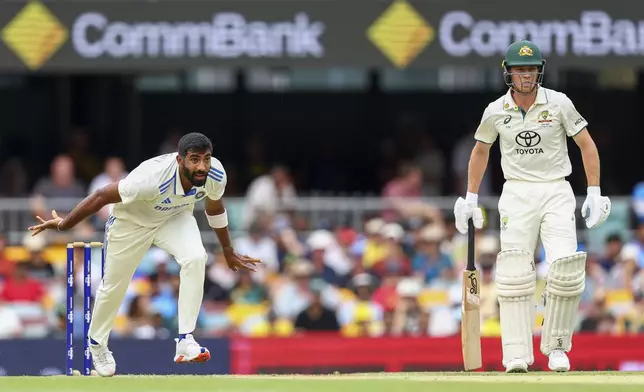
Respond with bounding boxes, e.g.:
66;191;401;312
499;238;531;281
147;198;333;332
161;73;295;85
29;182;122;235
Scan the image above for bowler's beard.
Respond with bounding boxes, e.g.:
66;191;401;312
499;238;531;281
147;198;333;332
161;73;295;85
182;165;207;187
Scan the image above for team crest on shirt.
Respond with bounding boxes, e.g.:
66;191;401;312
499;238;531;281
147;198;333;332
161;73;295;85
538;110;552;123
195;191;206;200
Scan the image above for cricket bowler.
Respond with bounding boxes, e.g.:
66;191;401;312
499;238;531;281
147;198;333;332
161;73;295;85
29;133;261;377
453;40;611;373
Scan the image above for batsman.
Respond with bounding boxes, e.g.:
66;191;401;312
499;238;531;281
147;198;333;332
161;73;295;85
454;40;611;373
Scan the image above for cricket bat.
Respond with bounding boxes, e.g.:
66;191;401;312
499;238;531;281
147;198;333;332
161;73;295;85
461;218;482;371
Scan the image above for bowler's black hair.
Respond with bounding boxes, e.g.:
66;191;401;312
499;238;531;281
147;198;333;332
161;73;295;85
177;132;212;157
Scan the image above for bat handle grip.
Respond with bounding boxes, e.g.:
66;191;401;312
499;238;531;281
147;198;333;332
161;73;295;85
467;218;476;271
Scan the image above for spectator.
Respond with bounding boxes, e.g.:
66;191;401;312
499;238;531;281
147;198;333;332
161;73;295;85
0;299;23;338
205;248;238;300
30;154;85;217
21;233;55;281
381;163;422;222
242;165;297;229
632;182;644;222
579;292;610;332
88;157;128;225
390;278;428;336
371;223;411;280
413;134;445;196
596;313;619;335
229;270;268;305
624;290;644;334
294;279;340;332
621;222;644;288
359;218;388;273
234;222;279;282
125;295;155;339
372;271;402;313
596;234;628;289
306;229;353;287
273;261;339;321
0;233;15;281
198;299;234;337
148;273;177;325
0;263;45;303
337;273;384;336
411;224;453;285
307;232;341;286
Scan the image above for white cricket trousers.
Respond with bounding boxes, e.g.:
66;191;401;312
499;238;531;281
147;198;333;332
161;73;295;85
498;179;578;266
88;211;207;346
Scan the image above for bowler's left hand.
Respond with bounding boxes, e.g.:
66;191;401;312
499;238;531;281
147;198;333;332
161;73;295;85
223;247;262;272
581;187;611;229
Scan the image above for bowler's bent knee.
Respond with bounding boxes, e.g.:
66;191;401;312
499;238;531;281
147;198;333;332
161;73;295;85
179;252;208;270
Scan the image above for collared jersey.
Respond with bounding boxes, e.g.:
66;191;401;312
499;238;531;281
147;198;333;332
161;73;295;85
474;87;588;182
111;153;226;227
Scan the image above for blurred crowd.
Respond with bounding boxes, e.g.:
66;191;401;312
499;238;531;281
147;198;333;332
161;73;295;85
0;127;641;340
1;203;643;340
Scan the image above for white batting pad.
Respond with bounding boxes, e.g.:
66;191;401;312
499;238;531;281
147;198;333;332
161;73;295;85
496;249;537;366
541;252;586;355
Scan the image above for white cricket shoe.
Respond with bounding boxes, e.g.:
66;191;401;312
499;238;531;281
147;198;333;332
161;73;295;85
505;358;528;373
174;334;211;363
90;343;116;377
548;350;570;372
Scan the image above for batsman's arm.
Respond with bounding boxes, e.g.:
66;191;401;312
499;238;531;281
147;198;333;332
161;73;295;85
572;129;600;187
467;141;492;194
57;182;122;231
205;197;233;250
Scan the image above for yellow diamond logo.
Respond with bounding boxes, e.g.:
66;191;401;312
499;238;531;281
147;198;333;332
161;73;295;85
367;0;434;68
1;1;67;70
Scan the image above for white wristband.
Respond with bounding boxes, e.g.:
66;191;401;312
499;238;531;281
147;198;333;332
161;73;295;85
587;186;601;196
206;209;228;229
465;192;478;204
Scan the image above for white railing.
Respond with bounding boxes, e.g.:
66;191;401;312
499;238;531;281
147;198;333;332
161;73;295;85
6;196;635;253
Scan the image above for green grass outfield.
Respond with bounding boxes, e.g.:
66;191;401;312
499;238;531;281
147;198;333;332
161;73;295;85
1;372;644;392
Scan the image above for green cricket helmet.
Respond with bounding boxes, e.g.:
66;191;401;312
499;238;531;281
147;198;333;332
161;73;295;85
502;40;546;91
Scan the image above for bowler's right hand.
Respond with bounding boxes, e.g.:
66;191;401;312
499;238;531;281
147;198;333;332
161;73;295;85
454;193;484;234
28;210;64;236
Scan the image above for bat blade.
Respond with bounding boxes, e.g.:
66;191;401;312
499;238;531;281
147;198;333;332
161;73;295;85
462;218;482;371
462;269;482;371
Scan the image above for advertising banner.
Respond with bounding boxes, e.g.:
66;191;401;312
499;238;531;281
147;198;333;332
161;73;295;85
0;338;230;376
230;334;644;374
0;0;644;72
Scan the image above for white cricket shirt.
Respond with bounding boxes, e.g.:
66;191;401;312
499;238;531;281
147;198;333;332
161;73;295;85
474;87;588;182
111;153;226;227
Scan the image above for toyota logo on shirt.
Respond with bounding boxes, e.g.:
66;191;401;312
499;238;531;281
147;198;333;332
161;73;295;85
515;131;541;148
515;131;544;155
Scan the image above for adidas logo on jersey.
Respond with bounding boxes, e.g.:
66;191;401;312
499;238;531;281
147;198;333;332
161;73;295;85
161;198;172;204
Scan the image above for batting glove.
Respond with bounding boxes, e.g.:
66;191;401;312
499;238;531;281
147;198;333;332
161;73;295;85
454;192;484;234
581;186;611;229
